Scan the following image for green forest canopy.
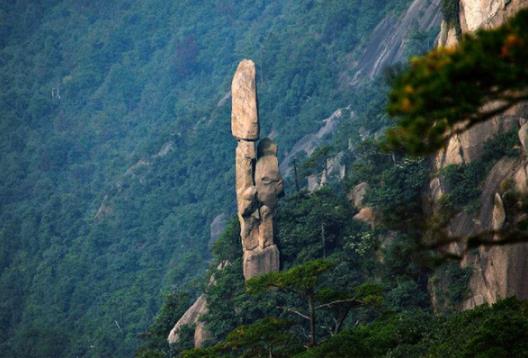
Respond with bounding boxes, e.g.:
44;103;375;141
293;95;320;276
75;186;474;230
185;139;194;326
0;0;426;356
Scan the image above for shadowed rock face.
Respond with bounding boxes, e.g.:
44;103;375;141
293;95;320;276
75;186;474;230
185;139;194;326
430;0;528;310
231;59;283;280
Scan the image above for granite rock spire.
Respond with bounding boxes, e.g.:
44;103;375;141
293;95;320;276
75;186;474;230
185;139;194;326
231;59;283;280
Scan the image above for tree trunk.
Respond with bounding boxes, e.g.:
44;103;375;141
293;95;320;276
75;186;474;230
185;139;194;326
308;294;316;346
321;223;326;258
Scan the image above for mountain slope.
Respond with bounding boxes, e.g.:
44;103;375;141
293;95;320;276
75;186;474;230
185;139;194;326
0;0;439;356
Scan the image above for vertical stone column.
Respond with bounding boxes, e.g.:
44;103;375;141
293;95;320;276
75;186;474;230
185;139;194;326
231;59;282;280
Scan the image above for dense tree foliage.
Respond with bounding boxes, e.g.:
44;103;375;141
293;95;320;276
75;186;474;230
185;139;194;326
170;185;528;357
10;1;528;357
168;185;440;357
247;259;381;346
169;5;528;358
300;298;528;357
0;1;417;356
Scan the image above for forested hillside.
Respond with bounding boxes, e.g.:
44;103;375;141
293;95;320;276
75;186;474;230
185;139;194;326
0;1;442;356
148;4;528;357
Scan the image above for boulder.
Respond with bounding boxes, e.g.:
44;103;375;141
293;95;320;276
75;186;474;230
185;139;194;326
353;207;376;227
347;182;369;209
513;164;528;193
255;153;283;209
231;59;259;140
492;193;506;231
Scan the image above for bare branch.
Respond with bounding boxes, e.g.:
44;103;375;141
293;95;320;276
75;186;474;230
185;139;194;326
315;298;360;310
278;306;310;321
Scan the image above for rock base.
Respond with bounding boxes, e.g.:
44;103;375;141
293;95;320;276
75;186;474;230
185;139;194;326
243;245;280;280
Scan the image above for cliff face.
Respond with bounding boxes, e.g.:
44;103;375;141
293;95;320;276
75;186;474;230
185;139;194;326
347;0;442;86
432;0;528;310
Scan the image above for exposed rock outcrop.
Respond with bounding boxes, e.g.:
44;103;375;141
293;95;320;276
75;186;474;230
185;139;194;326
306;152;347;192
348;182;370;210
347;0;442;86
232;60;283;280
492;193;506;231
434;109;519;169
231;60;259;141
430;0;528;310
280;107;352;177
353;207;376;227
167;294;208;346
519;121;528;154
167;261;229;348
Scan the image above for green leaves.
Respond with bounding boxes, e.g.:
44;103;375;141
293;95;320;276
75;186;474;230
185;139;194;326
219;318;302;357
301;298;528;357
182;318;303;358
384;9;528;155
246;259;336;296
366;157;428;228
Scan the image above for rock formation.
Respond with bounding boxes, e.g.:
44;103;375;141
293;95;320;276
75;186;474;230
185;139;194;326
167;60;283;347
348;182;370;209
167;294;209;348
430;0;528;310
167;261;229;348
231;59;283;280
348;182;376;228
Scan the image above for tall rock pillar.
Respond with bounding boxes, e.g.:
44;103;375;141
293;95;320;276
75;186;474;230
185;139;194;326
231;59;283;280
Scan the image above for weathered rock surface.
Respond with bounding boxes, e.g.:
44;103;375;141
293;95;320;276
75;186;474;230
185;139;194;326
348;182;369;209
304;152;347;193
434;113;518;169
519;122;528;155
231;60;282;280
347;0;442;85
435;0;528;170
430;0;528;311
513;163;528;193
243;245;280;279
459;0;528;33
231;59;259;141
194;320;211;348
167;294;208;345
353;207;376;227
167;261;230;348
492;193;506;231
255;155;283;208
280;108;350;177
